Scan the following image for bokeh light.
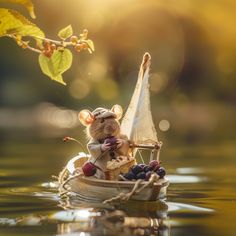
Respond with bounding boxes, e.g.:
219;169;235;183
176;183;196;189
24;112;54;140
85;56;108;82
159;119;170;132
36;103;79;129
95;78;119;100
150;72;168;94
69;79;91;100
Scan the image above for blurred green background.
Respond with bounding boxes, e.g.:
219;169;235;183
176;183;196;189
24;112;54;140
0;0;235;144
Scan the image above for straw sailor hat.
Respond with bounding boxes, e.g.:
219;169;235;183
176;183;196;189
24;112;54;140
92;107;117;119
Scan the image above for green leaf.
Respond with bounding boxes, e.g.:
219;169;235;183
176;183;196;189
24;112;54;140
57;25;73;40
0;8;44;39
0;0;36;18
38;49;73;85
86;39;95;51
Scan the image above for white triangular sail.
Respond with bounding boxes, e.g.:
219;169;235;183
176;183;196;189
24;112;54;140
121;53;159;157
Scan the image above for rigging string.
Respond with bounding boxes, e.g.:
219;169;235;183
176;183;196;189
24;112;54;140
102;173;160;204
137;149;145;164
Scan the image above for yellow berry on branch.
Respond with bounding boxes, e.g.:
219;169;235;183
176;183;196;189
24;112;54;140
70;35;78;44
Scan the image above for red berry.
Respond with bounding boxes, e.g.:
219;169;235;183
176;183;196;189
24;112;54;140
149;160;160;170
70;35;78;44
81;43;88;49
43;49;52;58
44;40;51;50
82;162;97;176
74;44;83;52
63;137;70;142
50;43;56;51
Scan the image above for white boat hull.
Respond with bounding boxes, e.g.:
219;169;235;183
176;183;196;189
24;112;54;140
65;175;168;202
60;152;169;202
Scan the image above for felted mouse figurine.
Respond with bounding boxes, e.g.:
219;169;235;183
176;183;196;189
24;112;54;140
78;105;130;179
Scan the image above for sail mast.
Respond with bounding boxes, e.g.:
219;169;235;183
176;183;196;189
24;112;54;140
121;53;160;160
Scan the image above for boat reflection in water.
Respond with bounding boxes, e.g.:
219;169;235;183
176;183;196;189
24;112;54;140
55;198;169;236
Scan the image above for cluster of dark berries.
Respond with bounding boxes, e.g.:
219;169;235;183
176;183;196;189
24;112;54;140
121;160;166;181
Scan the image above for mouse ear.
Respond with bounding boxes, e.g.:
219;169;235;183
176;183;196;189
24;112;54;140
111;104;123;120
78;110;95;126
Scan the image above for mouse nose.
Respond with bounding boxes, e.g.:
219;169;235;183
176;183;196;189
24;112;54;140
104;124;116;134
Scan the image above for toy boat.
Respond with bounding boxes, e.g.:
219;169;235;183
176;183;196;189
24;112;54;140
58;53;169;202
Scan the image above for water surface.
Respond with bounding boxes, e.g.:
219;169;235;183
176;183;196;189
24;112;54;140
0;137;235;236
